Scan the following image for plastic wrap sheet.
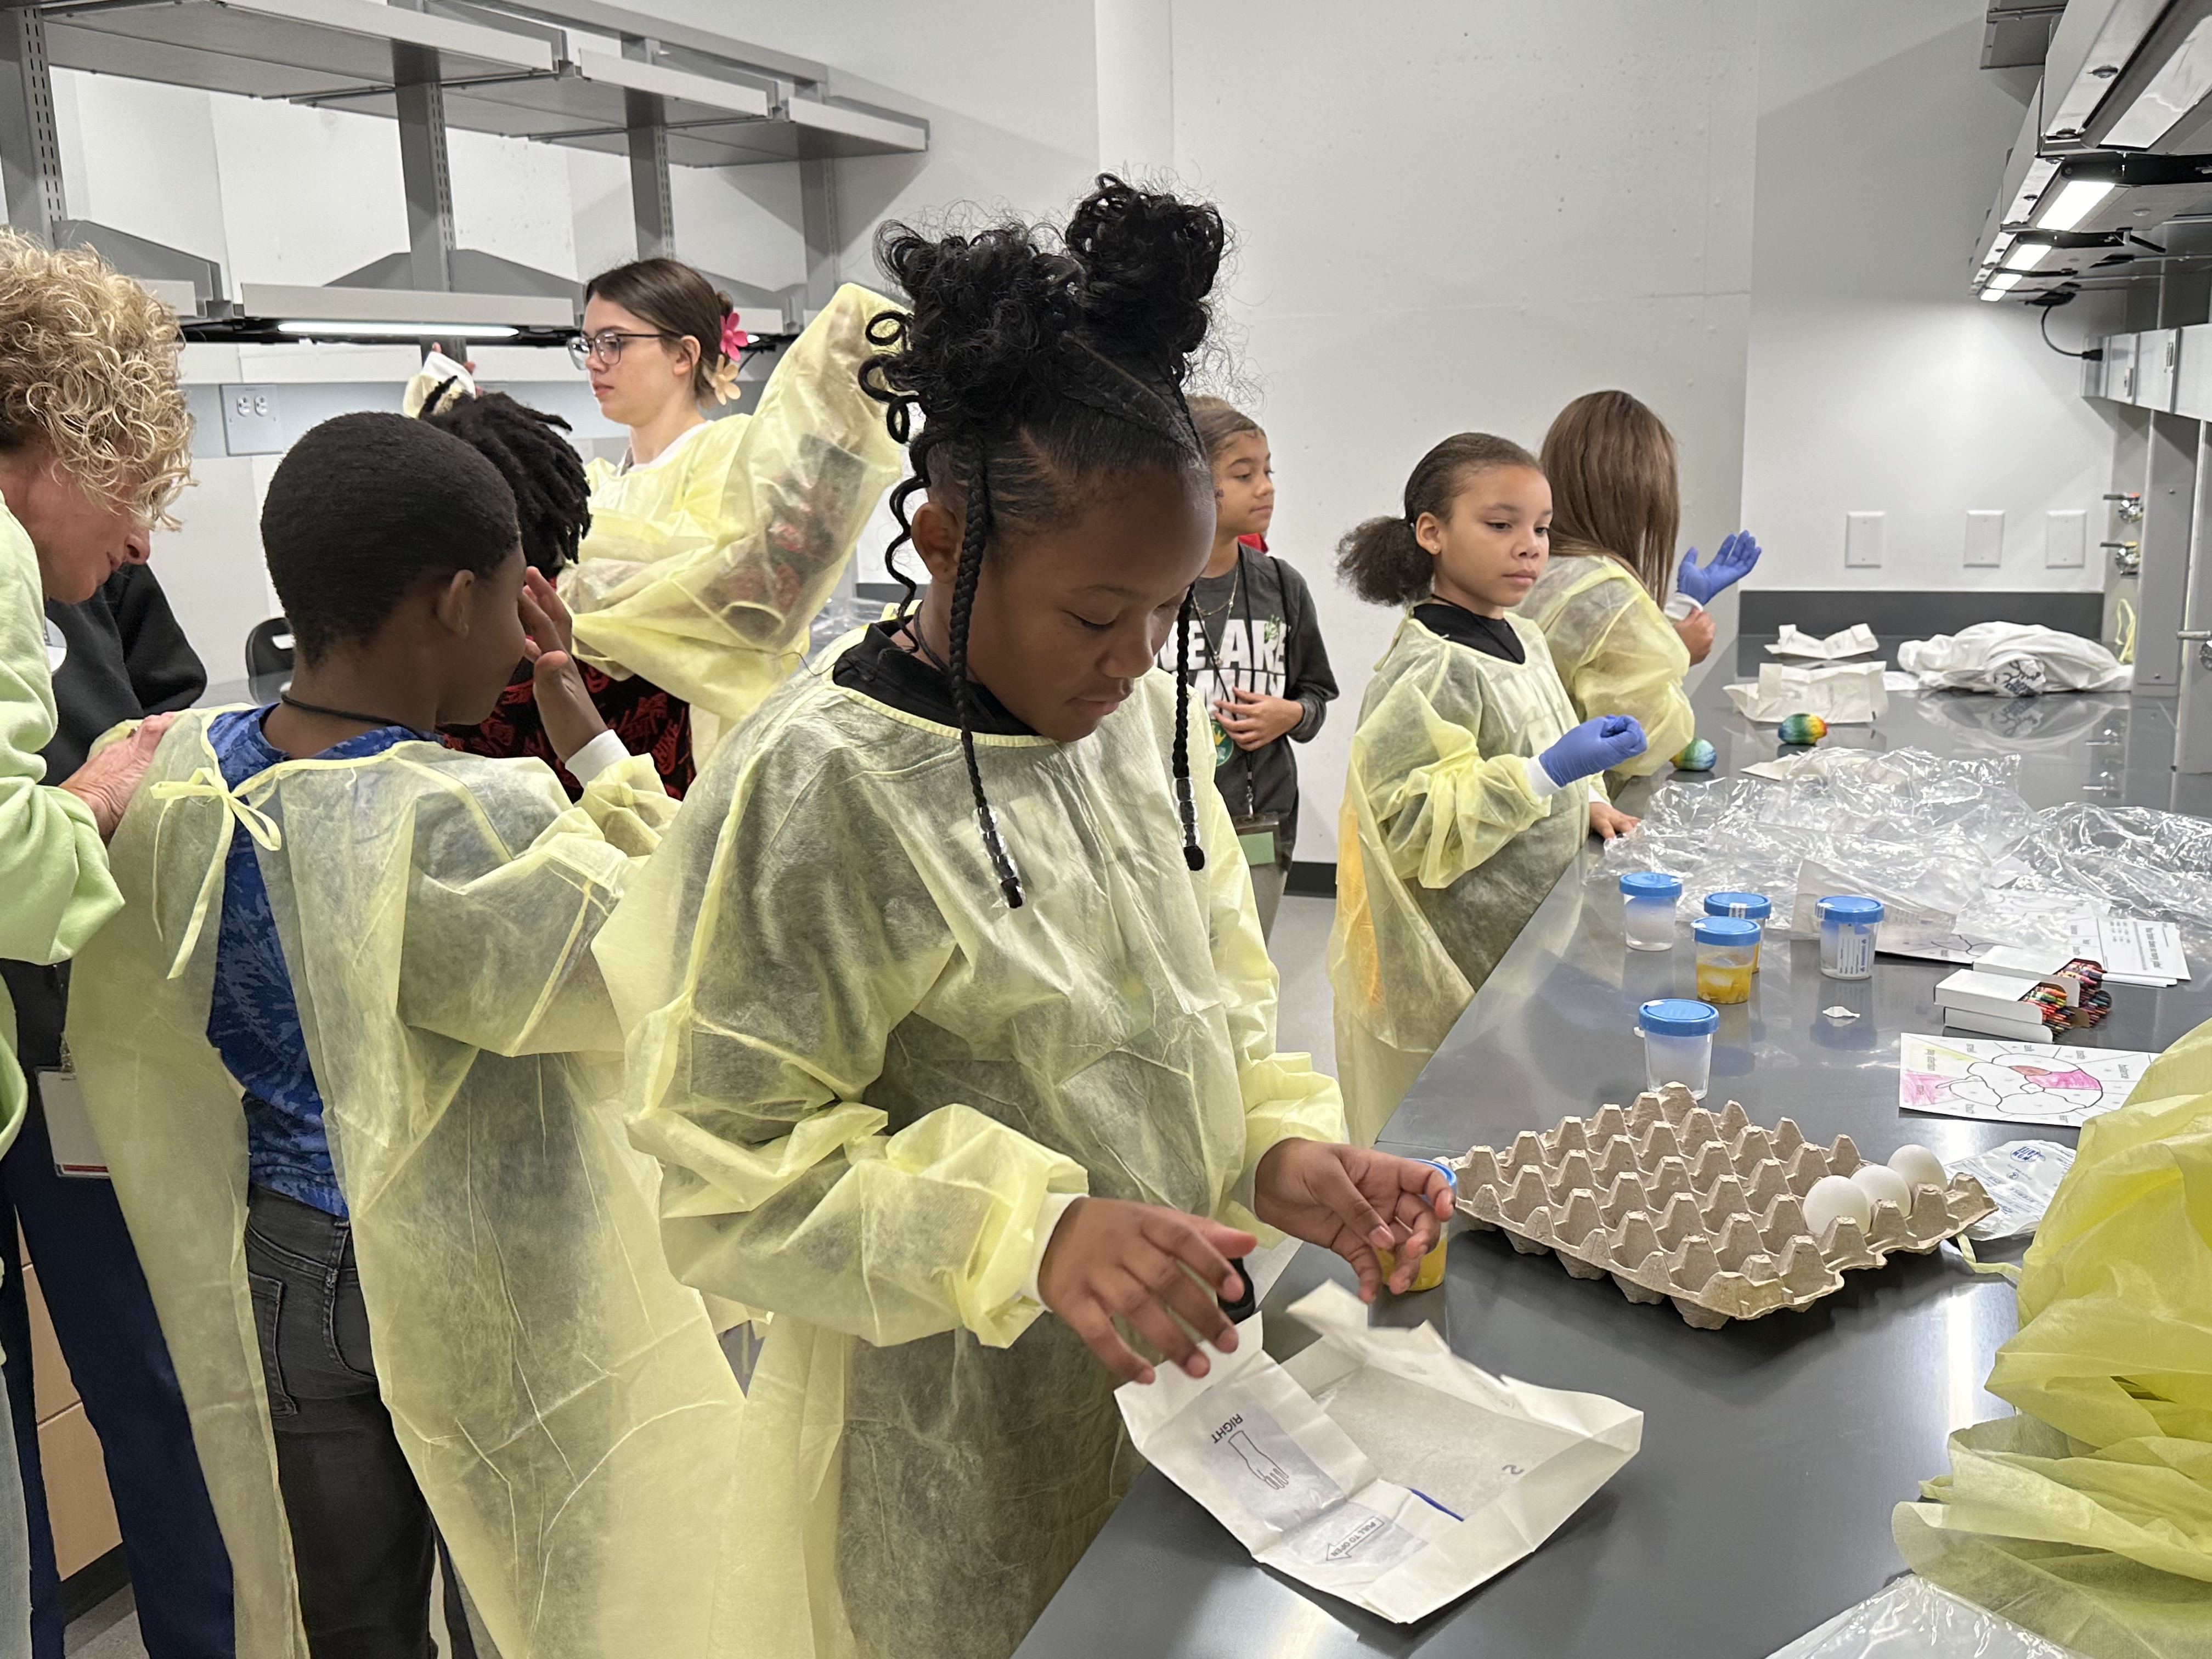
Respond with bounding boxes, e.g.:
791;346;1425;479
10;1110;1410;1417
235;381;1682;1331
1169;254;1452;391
1765;1575;2087;1659
1598;751;2212;960
2002;804;2212;957
1595;749;2034;926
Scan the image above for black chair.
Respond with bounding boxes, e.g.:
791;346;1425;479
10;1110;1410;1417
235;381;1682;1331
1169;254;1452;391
244;617;294;680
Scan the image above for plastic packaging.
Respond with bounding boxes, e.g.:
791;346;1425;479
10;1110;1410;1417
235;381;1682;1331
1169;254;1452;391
1598;746;2212;966
1377;1159;1459;1292
1762;1573;2083;1658
1944;1141;2076;1241
1621;871;1681;952
1639;998;1717;1098
1818;896;1884;980
1898;623;2130;695
1693;917;1761;1004
1453;1087;1995;1330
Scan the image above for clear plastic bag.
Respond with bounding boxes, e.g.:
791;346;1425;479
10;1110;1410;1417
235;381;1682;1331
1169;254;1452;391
1764;1575;2087;1658
2001;804;2212;957
1946;1141;2076;1241
1596;750;2035;928
1599;750;2212;961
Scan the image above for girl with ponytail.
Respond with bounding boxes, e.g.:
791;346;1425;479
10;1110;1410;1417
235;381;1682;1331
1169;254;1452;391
598;176;1452;1659
1328;433;1645;1144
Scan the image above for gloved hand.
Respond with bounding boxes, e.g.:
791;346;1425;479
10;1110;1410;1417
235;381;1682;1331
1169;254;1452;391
1539;714;1647;786
1676;531;1762;607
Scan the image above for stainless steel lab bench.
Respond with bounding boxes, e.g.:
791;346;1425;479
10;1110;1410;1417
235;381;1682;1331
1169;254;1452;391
1016;635;2212;1659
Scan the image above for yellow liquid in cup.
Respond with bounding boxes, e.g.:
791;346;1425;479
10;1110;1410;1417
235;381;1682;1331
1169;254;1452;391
1378;1232;1448;1293
1696;959;1753;1005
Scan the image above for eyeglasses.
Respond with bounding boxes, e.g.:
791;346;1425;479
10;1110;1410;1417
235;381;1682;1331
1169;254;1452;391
567;329;677;369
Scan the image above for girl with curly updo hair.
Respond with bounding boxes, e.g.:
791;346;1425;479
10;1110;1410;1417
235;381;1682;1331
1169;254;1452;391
599;176;1452;1659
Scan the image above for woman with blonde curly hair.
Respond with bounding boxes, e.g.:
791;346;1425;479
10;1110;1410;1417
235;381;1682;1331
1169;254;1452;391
0;230;203;1657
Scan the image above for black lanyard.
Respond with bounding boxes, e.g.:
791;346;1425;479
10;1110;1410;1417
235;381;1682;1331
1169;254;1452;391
1197;550;1265;817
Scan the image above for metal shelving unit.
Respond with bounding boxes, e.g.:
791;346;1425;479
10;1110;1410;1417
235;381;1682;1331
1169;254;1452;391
3;0;929;332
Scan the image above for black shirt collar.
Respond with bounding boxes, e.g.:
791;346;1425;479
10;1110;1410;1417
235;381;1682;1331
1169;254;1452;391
832;621;1035;736
1413;600;1526;664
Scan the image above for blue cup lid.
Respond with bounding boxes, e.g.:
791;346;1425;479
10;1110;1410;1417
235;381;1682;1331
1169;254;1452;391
1419;1158;1460;1190
1693;916;1762;946
1640;998;1719;1036
1620;871;1683;899
1816;895;1886;924
1703;890;1772;920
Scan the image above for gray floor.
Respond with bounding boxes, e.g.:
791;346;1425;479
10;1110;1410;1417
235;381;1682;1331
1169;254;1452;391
59;895;1344;1656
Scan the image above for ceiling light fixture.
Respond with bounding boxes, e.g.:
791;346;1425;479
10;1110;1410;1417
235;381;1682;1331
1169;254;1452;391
2104;12;2212;147
2003;240;2056;270
274;320;521;339
1982;271;2027;300
2036;178;2117;230
2008;157;2061;222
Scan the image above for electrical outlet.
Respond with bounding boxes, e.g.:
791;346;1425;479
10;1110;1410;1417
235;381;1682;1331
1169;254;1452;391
1964;509;2005;568
2045;508;2087;568
220;385;284;456
1844;511;1883;568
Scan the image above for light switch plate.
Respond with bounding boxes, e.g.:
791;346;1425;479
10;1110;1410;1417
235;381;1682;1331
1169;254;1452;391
219;385;284;456
1844;511;1883;568
1964;509;2004;568
2045;508;2087;568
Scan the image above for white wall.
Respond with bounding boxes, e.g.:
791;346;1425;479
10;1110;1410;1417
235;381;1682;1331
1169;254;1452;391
36;3;2125;831
1169;0;1760;861
1740;0;2126;595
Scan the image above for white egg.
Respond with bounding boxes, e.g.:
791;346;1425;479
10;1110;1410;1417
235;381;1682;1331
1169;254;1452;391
1802;1173;1872;1239
1849;1163;1911;1212
1888;1144;1947;1192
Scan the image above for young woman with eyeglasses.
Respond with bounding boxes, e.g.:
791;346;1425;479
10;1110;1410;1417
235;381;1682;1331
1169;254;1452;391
554;257;902;763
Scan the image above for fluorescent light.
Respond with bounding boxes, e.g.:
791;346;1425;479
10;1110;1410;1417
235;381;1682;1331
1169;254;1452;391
2106;15;2212;147
1982;271;2027;300
2008;157;2060;222
2036;178;2116;231
274;320;520;339
2003;240;2056;270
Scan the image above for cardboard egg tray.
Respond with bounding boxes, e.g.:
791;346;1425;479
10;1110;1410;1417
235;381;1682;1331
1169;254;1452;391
1452;1085;1996;1329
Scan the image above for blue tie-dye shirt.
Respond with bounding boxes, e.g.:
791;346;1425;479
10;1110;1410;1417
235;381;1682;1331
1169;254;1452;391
204;708;429;1217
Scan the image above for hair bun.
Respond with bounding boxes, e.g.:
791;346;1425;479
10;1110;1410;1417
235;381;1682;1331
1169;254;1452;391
870;223;1081;427
1063;174;1223;374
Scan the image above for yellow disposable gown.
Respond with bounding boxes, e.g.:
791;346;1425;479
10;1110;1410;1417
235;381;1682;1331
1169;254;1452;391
597;663;1346;1659
1328;611;1591;1146
66;713;749;1659
1894;1015;2212;1659
1519;551;1694;780
565;282;905;733
0;501;125;1659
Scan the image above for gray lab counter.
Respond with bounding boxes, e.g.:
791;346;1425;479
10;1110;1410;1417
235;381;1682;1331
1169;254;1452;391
1017;635;2212;1659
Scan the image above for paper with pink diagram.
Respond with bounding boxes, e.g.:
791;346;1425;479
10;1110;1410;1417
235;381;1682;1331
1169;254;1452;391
1898;1033;2157;1128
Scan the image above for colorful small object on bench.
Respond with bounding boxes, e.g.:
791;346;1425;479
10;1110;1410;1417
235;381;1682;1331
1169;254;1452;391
1672;737;1717;772
1777;712;1828;746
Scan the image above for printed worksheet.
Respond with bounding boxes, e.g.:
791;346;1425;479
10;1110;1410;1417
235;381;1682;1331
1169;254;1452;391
1899;1033;2159;1128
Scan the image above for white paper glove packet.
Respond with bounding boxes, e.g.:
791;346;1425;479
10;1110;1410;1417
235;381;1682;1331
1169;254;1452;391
1115;1281;1642;1623
1768;623;1879;661
1725;662;1890;724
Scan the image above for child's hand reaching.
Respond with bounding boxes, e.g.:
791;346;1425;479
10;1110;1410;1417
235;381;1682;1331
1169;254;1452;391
520;569;609;765
1037;1197;1255;1384
1589;800;1639;840
60;712;177;840
1254;1139;1454;1301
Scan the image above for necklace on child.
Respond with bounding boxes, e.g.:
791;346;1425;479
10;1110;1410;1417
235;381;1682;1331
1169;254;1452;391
280;691;418;730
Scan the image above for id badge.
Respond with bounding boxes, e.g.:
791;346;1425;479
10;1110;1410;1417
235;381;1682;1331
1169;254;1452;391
1232;812;1280;868
35;1067;109;1179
